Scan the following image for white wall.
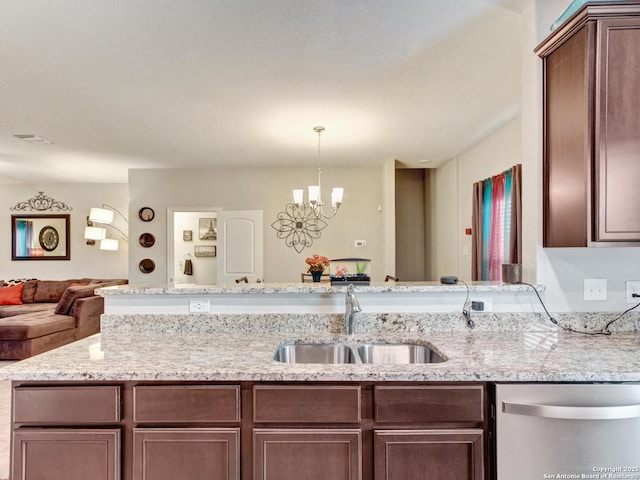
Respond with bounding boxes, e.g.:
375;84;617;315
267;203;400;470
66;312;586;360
128;166;384;285
0;184;128;280
426;158;459;280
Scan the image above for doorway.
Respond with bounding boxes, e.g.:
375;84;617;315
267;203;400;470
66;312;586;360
167;207;220;285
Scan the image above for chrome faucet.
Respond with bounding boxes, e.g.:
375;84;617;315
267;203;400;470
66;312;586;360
344;284;362;335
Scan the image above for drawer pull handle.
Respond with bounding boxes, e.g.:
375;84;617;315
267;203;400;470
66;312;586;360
502;401;640;420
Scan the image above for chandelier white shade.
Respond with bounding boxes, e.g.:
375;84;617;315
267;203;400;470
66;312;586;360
291;126;343;218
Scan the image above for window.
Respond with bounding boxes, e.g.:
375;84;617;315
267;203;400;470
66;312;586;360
472;164;522;281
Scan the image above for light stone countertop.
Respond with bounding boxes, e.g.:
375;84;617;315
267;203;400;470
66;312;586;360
97;282;541;295
2;328;639;383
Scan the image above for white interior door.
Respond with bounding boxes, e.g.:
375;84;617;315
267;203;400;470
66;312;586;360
216;210;263;283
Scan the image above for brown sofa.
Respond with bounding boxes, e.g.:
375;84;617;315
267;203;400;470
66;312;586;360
0;278;127;360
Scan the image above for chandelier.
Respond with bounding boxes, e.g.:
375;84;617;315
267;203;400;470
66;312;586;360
271;126;344;253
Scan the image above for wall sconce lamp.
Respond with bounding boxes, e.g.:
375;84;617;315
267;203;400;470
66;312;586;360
84;204;129;251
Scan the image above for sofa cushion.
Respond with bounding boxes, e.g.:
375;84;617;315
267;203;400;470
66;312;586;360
54;285;97;315
33;280;74;303
0;303;55;318
0;311;75;340
21;280;38;303
0;284;24;305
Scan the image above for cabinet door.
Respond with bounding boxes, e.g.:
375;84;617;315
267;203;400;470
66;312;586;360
542;23;594;247
12;428;120;480
595;18;640;242
374;429;484;480
254;429;361;480
133;428;239;480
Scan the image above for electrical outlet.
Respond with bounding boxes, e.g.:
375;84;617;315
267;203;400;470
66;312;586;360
625;281;640;303
189;299;210;313
584;278;607;301
470;297;492;312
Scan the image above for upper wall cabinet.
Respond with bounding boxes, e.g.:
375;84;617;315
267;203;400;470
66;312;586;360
536;2;640;247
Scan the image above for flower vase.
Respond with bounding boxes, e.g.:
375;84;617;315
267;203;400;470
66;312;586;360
311;271;323;282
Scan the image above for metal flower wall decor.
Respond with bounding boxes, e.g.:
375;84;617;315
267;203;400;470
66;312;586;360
271;203;328;253
10;191;72;212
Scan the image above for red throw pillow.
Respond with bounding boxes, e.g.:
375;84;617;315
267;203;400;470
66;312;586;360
0;284;24;305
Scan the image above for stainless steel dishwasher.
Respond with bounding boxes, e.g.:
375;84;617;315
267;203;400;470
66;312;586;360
496;383;640;479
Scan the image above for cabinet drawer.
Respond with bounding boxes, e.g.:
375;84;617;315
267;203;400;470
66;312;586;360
133;385;240;423
13;386;121;425
374;385;484;423
254;385;361;423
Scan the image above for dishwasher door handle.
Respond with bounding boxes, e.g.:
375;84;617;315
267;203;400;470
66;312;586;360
502;401;640;420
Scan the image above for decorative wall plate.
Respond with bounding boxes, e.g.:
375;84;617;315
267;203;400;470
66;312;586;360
138;207;155;222
139;233;155;248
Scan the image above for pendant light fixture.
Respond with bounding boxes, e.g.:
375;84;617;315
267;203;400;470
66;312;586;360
292;126;343;218
271;126;344;253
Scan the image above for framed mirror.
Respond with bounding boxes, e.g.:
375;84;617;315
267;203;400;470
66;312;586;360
138;207;155;222
11;214;71;261
139;233;155;248
139;258;155;274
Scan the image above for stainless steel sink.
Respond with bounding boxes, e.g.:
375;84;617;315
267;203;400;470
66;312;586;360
273;342;445;364
357;343;445;364
273;344;357;364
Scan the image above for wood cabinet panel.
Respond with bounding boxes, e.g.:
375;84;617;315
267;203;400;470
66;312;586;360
133;428;239;480
12;428;120;480
254;429;361;480
596;19;640;241
133;385;240;423
253;385;361;423
537;4;640;246
542;23;593;247
374;429;484;480
13;386;121;425
374;385;484;424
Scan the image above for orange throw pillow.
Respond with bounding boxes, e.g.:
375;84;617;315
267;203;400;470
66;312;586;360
0;284;24;305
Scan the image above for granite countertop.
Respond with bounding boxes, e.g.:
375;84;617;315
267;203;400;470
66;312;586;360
98;282;541;295
2;328;639;383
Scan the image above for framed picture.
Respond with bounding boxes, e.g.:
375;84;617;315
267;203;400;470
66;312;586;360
11;214;71;261
194;245;216;257
199;217;217;240
183;230;193;241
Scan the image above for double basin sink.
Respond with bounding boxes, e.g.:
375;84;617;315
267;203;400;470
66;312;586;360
273;342;446;364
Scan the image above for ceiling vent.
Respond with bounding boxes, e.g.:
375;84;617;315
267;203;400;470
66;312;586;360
13;134;54;145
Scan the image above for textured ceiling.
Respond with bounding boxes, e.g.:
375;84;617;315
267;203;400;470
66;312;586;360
0;0;530;184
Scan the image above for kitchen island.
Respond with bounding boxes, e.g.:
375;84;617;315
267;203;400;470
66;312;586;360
2;283;639;480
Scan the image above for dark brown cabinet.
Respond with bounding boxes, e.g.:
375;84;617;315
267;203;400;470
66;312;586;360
374;430;484;480
12;429;120;480
254;429;362;480
133;428;239;480
11;381;487;480
131;385;241;480
11;386;122;480
536;3;640;247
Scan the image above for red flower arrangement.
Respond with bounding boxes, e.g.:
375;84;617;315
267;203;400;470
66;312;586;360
305;254;330;273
